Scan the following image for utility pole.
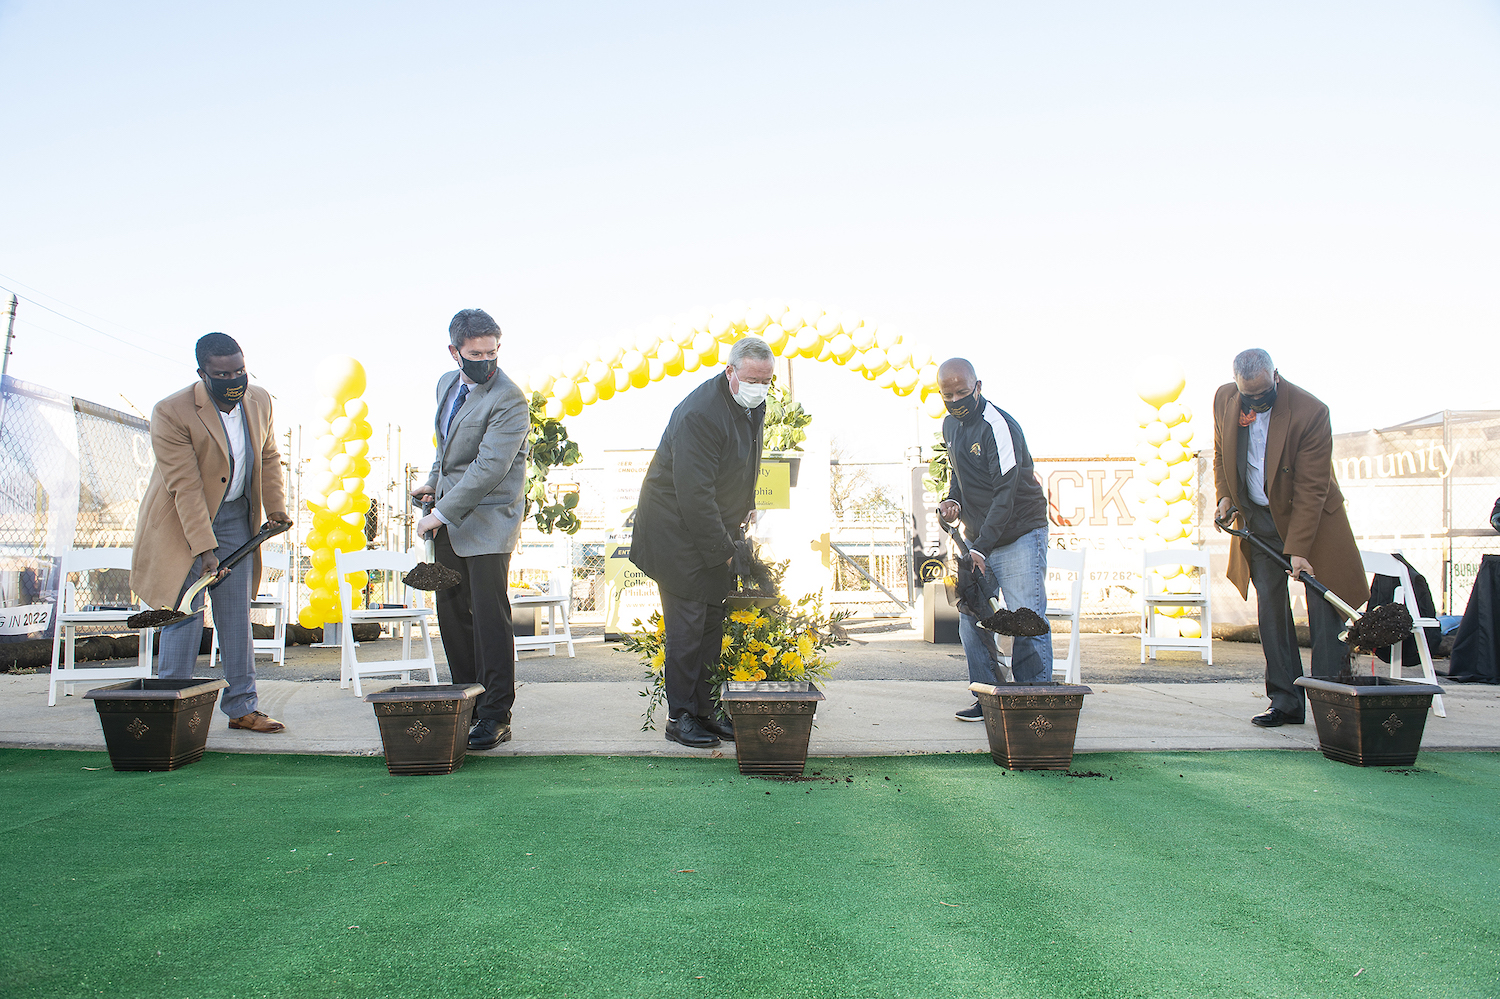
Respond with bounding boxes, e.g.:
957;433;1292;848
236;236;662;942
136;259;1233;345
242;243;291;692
2;294;16;383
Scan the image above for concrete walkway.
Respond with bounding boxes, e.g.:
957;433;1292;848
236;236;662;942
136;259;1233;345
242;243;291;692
5;626;1499;758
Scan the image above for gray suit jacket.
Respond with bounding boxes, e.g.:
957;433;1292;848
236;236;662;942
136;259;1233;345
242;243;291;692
426;368;530;558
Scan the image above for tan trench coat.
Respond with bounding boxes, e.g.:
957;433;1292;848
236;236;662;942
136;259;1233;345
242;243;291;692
131;381;286;610
1211;377;1370;609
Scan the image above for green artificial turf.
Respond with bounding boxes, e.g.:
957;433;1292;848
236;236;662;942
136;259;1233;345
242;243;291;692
2;749;1498;999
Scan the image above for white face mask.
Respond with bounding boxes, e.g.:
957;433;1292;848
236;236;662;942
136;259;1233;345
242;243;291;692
732;380;770;410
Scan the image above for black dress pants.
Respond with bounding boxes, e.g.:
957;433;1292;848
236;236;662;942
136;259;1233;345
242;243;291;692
660;588;726;720
1243;502;1349;719
434;526;515;722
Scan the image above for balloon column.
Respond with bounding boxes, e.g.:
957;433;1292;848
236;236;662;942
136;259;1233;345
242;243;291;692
513;302;943;418
297;356;375;630
1131;362;1204;640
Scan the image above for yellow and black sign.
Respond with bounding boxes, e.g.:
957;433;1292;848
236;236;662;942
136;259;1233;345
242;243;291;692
756;461;791;510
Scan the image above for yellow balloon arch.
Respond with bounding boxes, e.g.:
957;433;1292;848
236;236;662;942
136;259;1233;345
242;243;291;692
520;302;949;420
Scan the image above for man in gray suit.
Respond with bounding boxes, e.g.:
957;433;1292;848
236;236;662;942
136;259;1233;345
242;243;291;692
411;309;530;751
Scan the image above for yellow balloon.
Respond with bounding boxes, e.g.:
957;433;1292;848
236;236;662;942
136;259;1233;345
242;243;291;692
594;375;615;401
351;455;372;478
564;395;584;416
1143;421;1170;447
1135;360;1186;408
315;356;367;402
1157;440;1187;466
863;347;889;376
345;569;369;590
1171;422;1195;446
344;398;370;421
699;340;720;366
893;383;915;397
1142;458;1169;484
923;393;947;419
681;349;701;373
816;340;834;363
298;605;323;629
313;509;340;532
326;490;353;515
630;365;650;389
762;324;789;355
343;438;369;459
1177;619;1202;639
545;396;564;419
316;397;343;422
553;378;579;406
621;351;646;377
310;548;336;573
354;419;374;441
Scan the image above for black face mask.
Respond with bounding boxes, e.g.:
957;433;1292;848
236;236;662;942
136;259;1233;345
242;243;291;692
1240;383;1277;414
945;390;980;421
206;373;248;405
460;357;497;384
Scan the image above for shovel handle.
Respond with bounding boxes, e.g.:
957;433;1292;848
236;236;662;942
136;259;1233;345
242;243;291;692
1213;515;1360;621
941;520;1003;615
174;520;292;613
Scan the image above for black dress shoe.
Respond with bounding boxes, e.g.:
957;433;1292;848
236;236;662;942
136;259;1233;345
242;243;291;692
467;718;512;751
1251;708;1305;728
665;714;720;748
700;713;736;741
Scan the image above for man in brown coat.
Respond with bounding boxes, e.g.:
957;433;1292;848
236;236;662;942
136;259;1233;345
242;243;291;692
1213;348;1369;727
132;333;292;731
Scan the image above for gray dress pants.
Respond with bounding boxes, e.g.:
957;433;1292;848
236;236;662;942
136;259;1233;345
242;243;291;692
1243;502;1349;719
156;496;259;719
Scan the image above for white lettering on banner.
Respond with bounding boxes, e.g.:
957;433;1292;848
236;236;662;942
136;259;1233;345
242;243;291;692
1336;443;1460;482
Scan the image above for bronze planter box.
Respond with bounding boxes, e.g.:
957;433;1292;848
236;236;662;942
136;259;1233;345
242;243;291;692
970;682;1093;770
84;678;229;772
1295;675;1443;767
365;684;484;775
720;682;825;778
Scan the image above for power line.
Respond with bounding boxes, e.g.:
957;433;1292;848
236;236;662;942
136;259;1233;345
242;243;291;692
0;283;189;368
0;271;181;350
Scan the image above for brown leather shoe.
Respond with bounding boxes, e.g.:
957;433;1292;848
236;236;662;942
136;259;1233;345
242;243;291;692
229;711;286;733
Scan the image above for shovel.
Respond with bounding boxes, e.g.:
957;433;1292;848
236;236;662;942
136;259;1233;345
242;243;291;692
1213;510;1411;652
401;498;462;592
939;521;1049;637
127;520;292;631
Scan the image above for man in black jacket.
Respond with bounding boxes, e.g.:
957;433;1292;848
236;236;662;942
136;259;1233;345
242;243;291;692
936;358;1053;721
630;336;773;748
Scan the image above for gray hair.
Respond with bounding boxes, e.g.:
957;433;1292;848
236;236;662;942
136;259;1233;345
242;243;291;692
449;309;501;349
727;336;773;369
1233;348;1274;381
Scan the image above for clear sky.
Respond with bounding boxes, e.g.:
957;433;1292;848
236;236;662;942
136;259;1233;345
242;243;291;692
2;1;1496;468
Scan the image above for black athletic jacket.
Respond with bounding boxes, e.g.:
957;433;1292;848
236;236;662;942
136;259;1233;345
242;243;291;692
942;397;1047;556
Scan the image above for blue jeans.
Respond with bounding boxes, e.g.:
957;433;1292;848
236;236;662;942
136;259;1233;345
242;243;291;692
958;524;1053;685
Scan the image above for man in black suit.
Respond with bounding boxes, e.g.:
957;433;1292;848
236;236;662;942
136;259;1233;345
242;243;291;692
630;336;772;749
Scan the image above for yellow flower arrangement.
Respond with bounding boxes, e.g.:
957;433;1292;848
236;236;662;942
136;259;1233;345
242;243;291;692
625;587;848;731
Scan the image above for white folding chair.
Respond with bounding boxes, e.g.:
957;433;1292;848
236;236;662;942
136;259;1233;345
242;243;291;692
1140;549;1213;664
510;543;575;658
49;548;156;705
1046;548;1087;684
1358;550;1446;718
210;542;290;668
334;549;438;696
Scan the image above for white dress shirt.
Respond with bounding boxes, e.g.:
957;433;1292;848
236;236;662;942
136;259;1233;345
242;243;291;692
219;404;249;502
1245;410;1270;506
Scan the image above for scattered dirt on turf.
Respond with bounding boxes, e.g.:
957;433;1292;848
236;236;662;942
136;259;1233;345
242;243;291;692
1065;771;1112;780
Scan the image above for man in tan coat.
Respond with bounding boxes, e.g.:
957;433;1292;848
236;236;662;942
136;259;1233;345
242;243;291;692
132;333;292;731
1213;348;1368;727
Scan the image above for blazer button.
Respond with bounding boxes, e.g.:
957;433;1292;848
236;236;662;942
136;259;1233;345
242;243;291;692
1281;467;1291;473
222;477;228;482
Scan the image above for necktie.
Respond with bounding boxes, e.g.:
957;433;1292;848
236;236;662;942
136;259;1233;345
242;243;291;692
446;383;470;438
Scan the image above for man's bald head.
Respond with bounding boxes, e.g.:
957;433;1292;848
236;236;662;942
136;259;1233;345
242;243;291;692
937;358;980;403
